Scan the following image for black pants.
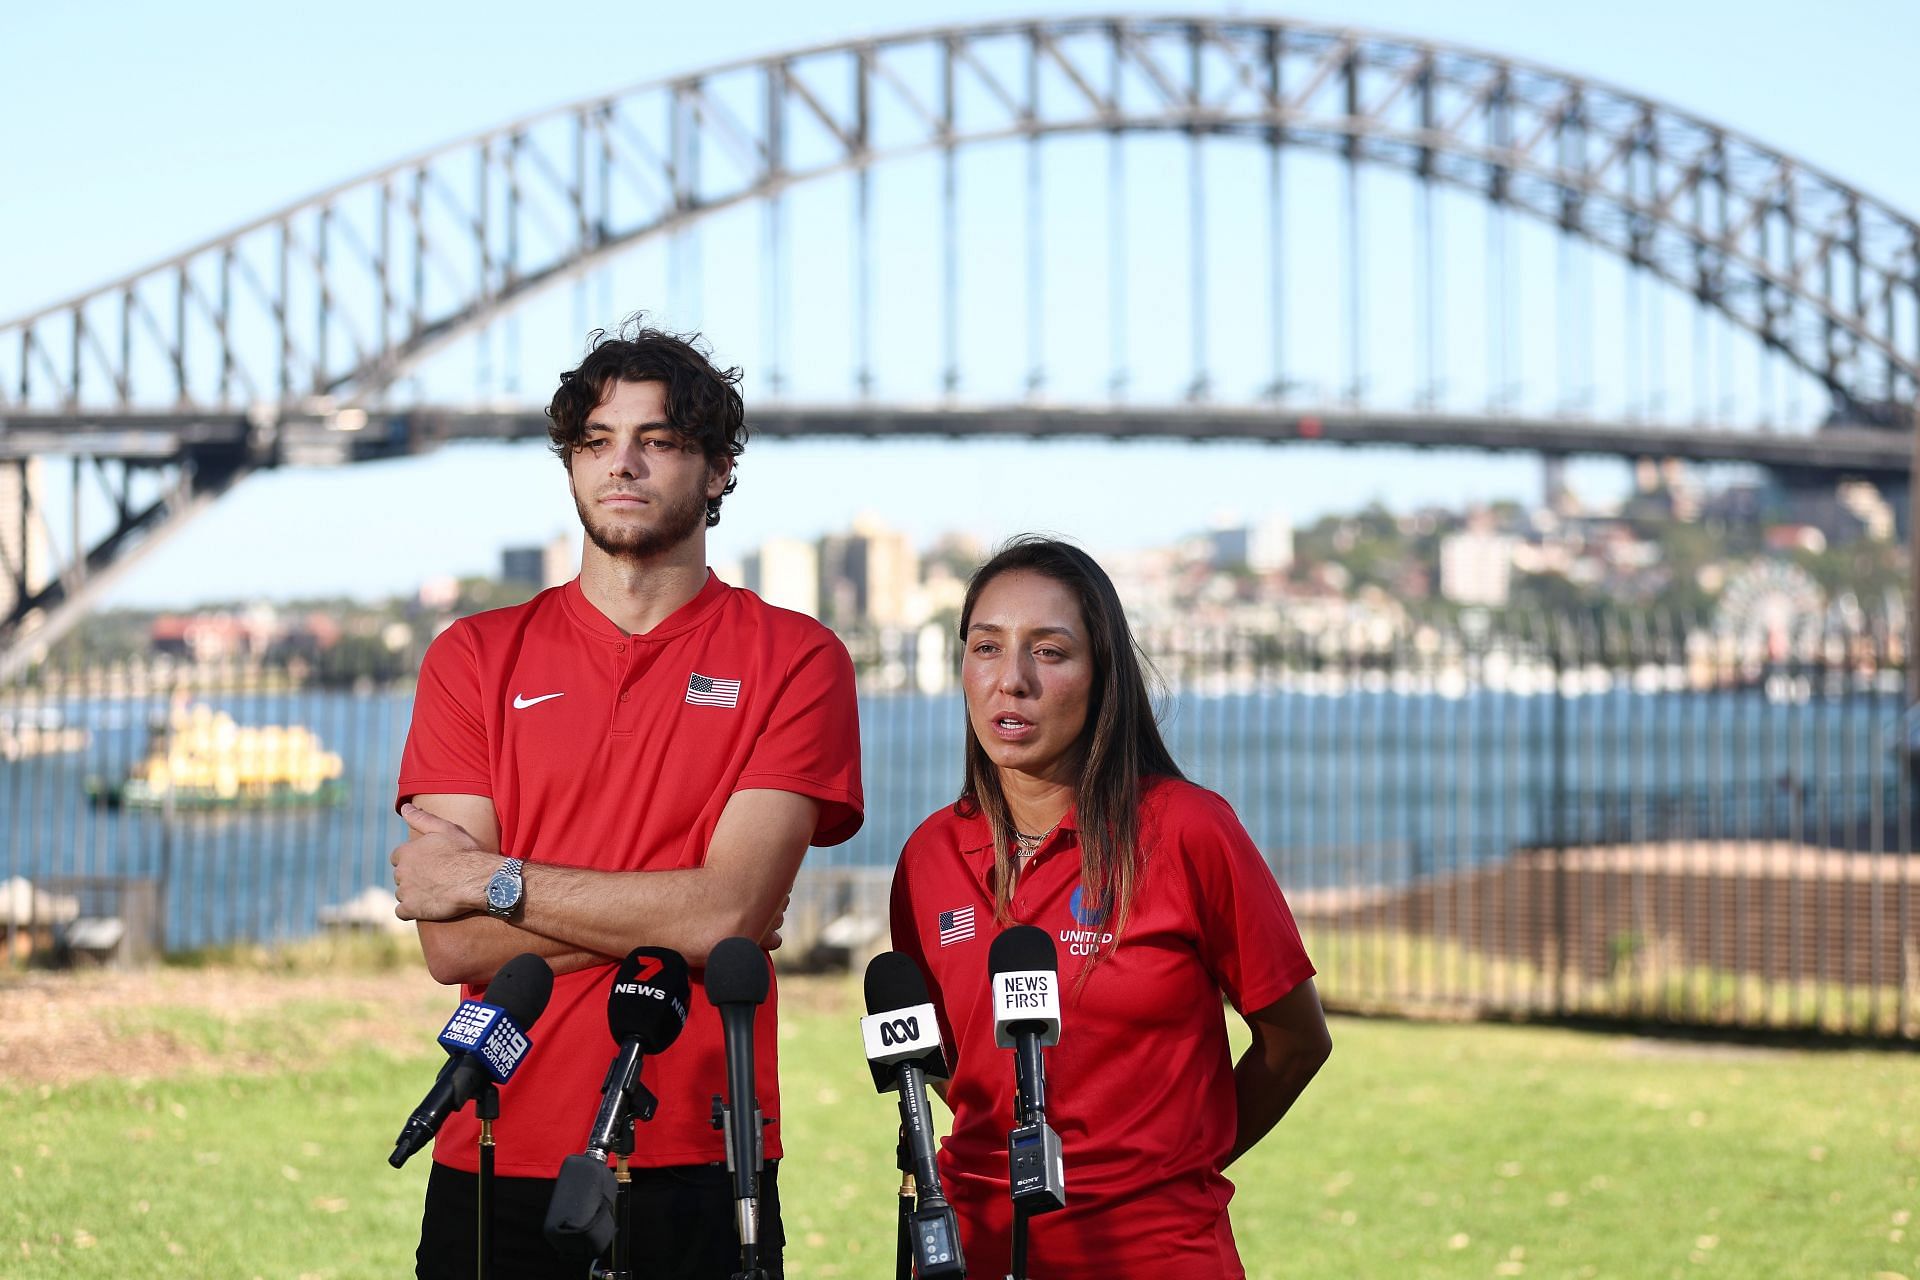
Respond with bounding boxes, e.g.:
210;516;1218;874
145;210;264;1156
417;1159;784;1280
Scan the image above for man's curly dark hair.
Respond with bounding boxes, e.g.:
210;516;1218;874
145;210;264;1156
545;315;747;527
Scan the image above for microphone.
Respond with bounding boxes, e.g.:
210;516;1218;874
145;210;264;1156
389;953;555;1168
988;926;1066;1216
862;951;963;1278
706;936;772;1276
588;945;691;1159
545;947;692;1259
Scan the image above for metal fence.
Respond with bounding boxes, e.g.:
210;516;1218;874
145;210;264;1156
3;616;1915;1040
0;660;408;959
1156;619;1918;1041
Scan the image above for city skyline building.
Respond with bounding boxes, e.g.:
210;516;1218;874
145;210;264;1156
818;515;921;630
1439;525;1519;607
0;459;50;625
742;536;821;618
499;532;578;592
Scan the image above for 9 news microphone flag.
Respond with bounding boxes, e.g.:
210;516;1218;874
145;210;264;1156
862;951;964;1278
544;947;692;1261
390;953;555;1168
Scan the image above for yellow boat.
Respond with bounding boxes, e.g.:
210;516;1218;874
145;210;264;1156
87;703;347;810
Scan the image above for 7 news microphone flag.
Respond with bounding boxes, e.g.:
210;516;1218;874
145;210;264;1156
389;953;555;1168
706;936;773;1280
988;926;1065;1280
544;947;692;1267
862;951;965;1279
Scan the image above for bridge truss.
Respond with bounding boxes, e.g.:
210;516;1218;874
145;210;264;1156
2;15;1917;669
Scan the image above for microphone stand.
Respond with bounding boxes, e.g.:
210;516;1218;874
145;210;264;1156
1009;1206;1030;1280
895;1129;915;1280
1010;1053;1035;1280
603;1124;634;1280
588;1066;657;1280
1007;1037;1048;1280
475;1082;499;1280
712;1096;769;1280
618;1143;633;1280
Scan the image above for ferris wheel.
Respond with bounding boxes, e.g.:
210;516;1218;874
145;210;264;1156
1714;560;1826;659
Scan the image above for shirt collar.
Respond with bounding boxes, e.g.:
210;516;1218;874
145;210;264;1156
954;799;1081;856
560;569;729;643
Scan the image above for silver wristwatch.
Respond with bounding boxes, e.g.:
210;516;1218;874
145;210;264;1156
484;857;525;920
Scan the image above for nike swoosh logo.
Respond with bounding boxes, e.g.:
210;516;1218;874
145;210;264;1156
512;692;565;709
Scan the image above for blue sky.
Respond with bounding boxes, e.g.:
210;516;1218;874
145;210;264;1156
3;1;1915;607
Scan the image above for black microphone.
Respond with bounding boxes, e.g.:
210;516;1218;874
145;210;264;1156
706;935;772;1276
389;953;555;1168
862;951;964;1278
587;946;691;1158
988;926;1066;1216
545;947;692;1259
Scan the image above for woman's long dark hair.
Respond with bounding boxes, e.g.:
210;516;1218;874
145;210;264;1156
958;536;1184;958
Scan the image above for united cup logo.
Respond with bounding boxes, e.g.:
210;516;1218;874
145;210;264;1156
879;1016;921;1046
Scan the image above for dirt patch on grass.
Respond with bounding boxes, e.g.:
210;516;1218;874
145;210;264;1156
773;969;858;1018
0;965;449;1088
0;964;859;1089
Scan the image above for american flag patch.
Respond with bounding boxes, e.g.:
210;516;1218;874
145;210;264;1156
938;906;976;947
685;672;742;707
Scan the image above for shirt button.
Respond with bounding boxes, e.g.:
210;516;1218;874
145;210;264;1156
620;691;630;702
615;643;626;653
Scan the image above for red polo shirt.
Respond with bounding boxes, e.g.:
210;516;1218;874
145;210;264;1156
398;571;863;1175
890;777;1314;1280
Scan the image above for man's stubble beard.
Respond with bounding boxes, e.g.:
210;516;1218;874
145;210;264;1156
573;479;709;560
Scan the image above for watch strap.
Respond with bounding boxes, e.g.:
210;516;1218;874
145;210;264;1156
486;857;526;919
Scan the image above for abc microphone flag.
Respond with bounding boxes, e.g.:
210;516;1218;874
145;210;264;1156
861;951;964;1279
858;983;942;1095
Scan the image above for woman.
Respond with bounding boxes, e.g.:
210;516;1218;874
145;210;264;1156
890;536;1332;1280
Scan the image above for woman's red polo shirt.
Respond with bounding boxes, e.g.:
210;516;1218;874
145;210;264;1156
890;777;1314;1279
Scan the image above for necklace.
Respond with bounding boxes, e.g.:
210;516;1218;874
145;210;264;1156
1012;820;1061;859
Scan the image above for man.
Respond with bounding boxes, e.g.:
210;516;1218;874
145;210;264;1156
391;318;863;1278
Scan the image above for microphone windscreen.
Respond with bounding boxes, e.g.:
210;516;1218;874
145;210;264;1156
607;946;692;1052
864;950;932;1016
543;1153;617;1257
483;953;556;1029
704;936;771;1006
988;924;1057;978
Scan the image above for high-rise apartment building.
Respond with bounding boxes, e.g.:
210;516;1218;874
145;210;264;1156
742;537;820;617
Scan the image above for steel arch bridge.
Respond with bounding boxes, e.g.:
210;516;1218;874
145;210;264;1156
2;14;1917;668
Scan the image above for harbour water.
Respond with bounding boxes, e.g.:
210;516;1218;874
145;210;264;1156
0;680;1907;952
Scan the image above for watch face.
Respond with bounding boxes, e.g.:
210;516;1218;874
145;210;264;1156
486;872;520;911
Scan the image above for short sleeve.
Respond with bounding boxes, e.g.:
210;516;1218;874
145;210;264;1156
396;622;492;808
1177;789;1315;1015
889;841;957;1071
889;852;924;976
735;629;864;845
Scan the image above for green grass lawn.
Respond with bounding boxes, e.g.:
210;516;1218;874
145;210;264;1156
3;971;1916;1278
